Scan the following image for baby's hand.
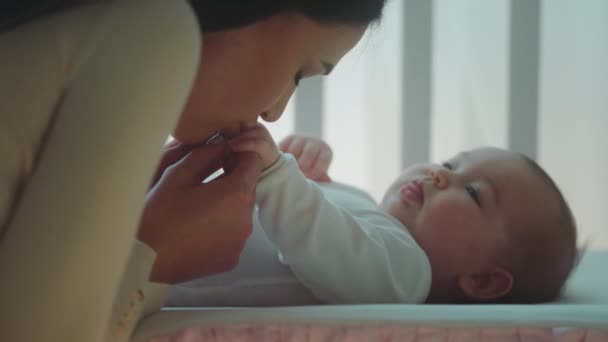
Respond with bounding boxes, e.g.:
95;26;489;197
279;134;332;182
229;123;280;170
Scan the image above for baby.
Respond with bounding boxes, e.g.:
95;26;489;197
223;123;579;305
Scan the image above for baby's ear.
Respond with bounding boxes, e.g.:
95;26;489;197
458;267;513;301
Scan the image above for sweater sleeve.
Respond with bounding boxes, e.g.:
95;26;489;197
109;241;168;341
0;1;200;341
256;154;431;304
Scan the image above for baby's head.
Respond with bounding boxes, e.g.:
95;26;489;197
380;147;577;304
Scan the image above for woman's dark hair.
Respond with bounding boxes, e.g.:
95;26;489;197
1;0;387;33
190;0;388;32
0;0;82;31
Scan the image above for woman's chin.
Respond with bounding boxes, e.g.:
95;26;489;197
172;128;217;146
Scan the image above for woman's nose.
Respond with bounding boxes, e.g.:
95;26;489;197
427;168;449;189
260;86;295;123
260;109;282;122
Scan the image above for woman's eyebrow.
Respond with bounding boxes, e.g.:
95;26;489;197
322;61;335;75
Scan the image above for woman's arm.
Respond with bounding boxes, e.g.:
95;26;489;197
0;1;201;341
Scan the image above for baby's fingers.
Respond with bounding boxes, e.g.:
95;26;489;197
313;173;332;183
229;136;266;154
283;136;305;159
278;135;296;153
297;143;320;171
307;148;332;180
230;125;266;140
313;148;332;173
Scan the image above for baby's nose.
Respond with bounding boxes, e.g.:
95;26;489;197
428;169;449;189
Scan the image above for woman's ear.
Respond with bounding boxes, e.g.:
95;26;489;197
458;266;513;301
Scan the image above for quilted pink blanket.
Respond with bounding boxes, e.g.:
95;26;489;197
146;325;608;341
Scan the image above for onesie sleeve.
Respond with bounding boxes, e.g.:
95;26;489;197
256;154;431;304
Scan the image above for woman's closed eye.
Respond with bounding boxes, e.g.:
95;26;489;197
294;70;303;86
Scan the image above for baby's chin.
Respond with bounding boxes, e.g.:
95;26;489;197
379;194;415;228
387;207;416;235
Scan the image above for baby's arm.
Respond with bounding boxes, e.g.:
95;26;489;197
254;154;431;304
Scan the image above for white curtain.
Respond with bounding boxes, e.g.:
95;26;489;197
538;0;608;249
431;0;510;159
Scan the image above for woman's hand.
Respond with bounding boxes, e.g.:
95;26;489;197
278;134;332;182
138;141;263;284
228;123;281;170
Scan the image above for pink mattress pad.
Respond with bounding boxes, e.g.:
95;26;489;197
146;324;607;342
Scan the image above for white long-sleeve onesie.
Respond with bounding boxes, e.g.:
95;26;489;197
256;153;432;304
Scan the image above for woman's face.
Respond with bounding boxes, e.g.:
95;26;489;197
173;15;367;144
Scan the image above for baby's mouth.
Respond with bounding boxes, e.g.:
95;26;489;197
399;180;424;205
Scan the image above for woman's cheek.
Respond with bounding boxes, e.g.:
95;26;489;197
239;59;295;112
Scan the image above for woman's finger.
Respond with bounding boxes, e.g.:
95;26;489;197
212;151;262;196
150;141;191;188
168;144;226;185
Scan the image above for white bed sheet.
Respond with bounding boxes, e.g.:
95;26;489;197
133;251;608;341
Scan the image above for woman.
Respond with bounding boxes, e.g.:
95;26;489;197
0;0;387;341
141;1;382;285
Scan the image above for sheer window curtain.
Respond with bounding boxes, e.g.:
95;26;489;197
267;0;404;202
538;0;608;250
268;0;608;249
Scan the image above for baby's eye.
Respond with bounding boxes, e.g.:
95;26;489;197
441;162;453;170
465;184;481;206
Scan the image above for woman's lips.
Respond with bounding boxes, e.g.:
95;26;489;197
399;180;424;204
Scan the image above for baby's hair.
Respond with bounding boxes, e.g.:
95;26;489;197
498;154;578;303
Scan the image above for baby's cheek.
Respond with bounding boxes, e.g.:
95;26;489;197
419;196;483;249
421;197;468;232
417;203;485;273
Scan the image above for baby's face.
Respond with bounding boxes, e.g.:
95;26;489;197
380;147;545;277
